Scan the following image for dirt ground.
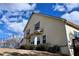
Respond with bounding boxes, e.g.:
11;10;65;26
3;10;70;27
0;48;64;56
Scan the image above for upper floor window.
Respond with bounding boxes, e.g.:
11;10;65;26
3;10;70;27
34;22;40;30
26;29;30;34
43;35;46;44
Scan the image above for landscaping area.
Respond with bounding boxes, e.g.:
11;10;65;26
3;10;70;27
18;44;68;56
0;44;68;56
0;48;67;56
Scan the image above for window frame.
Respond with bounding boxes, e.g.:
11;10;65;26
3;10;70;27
31;37;34;44
43;35;46;44
37;37;40;45
34;21;40;30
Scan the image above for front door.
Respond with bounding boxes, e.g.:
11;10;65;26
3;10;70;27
34;36;40;45
34;36;38;45
31;36;40;45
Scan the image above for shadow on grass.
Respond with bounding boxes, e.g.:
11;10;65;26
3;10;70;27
0;53;3;56
3;51;68;56
3;52;36;56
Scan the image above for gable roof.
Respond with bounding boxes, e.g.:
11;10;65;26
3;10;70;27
23;12;79;32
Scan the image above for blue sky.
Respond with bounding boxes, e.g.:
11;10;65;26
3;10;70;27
0;3;79;40
36;3;79;24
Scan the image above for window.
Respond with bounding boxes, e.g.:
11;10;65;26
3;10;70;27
31;41;34;44
37;37;40;45
26;29;30;34
43;35;46;43
34;22;40;30
74;31;79;38
31;37;34;44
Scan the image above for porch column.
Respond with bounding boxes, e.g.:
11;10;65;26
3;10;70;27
34;36;37;45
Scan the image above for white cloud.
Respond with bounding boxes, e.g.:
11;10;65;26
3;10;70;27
53;4;66;11
25;11;32;18
61;11;79;25
53;3;79;25
7;19;28;33
0;3;36;11
31;4;36;10
6;33;13;36
1;15;9;24
33;10;40;13
65;3;79;12
0;3;37;39
53;3;79;12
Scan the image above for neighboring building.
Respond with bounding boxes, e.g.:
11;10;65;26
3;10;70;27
23;13;79;56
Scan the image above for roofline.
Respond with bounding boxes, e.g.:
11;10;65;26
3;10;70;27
65;20;79;30
23;12;79;32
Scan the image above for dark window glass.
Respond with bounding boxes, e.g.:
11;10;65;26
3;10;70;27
74;31;79;38
37;37;40;45
43;40;46;43
43;35;46;43
31;41;34;44
37;41;40;45
35;22;40;30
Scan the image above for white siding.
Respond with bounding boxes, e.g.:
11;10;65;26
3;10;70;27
65;24;79;56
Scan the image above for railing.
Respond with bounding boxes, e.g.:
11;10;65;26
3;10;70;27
31;28;44;35
25;28;44;39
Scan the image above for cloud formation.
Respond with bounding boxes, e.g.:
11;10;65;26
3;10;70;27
61;11;79;25
53;3;79;12
0;3;37;39
53;3;79;25
7;19;28;33
53;4;66;12
0;3;36;11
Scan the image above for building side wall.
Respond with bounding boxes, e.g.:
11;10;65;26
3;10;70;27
24;14;69;55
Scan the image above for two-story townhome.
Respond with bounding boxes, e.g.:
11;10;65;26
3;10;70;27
23;13;79;56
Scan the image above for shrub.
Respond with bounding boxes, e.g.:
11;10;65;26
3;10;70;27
29;45;36;50
19;43;50;51
19;45;36;50
48;45;60;53
35;44;49;51
19;45;26;49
